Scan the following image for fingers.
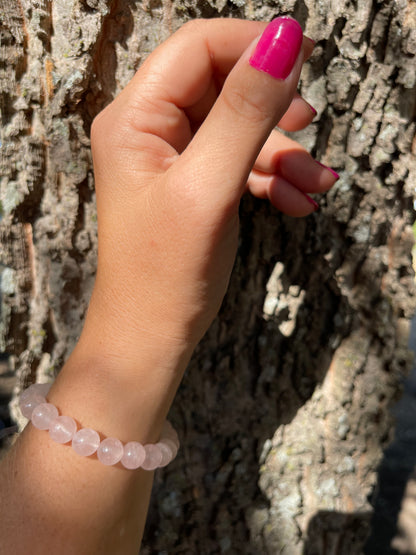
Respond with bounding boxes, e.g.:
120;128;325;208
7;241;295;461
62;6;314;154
91;19;273;179
254;131;339;193
184;29;314;130
249;131;339;216
173;17;309;210
96;20;268;146
187;91;316;134
248;170;319;217
277;94;316;132
91;17;323;222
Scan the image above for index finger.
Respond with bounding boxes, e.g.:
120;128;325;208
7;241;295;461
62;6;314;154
134;18;314;107
100;19;313;149
131;19;269;108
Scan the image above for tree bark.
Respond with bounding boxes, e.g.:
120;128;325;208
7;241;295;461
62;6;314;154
1;0;415;553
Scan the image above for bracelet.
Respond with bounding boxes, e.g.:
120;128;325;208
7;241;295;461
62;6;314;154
19;383;180;471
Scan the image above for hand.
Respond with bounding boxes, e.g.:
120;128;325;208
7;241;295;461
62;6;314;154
0;21;339;554
84;17;338;362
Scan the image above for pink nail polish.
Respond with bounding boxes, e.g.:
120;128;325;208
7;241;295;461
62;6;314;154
307;102;317;116
316;161;340;180
315;160;339;179
302;192;319;211
249;17;304;80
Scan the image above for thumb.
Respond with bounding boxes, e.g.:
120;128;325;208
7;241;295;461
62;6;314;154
173;17;306;209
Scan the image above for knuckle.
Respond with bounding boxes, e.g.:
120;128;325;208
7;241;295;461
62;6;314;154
90;101;130;152
90;109;108;148
221;82;272;126
179;18;206;35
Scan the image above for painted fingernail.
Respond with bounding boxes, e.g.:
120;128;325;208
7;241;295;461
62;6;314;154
249;17;304;80
302;192;319;212
307;102;317;116
316;161;340;180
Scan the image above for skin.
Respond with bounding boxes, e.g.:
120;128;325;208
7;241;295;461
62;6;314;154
0;19;337;555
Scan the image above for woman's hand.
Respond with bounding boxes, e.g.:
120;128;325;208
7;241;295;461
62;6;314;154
84;17;338;362
0;19;339;555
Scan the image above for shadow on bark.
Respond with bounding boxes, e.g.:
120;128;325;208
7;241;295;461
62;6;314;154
142;187;414;552
365;317;416;555
143;198;353;553
303;510;372;555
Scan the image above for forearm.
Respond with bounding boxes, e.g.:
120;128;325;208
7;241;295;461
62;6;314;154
0;322;192;555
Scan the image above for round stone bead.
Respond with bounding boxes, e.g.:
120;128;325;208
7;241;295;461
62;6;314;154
72;428;101;457
121;442;146;470
31;403;59;430
49;416;77;444
30;382;52;398
19;388;46;419
142;444;163;471
97;437;124;466
19;383;53;419
157;441;174;467
162;438;179;460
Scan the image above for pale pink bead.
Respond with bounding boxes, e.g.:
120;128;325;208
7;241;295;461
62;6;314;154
31;403;59;430
142;444;163;471
72;428;100;457
157;441;174;467
19;388;46;419
30;382;52;398
163;429;179;452
49;415;77;444
162;438;179;459
97;437;124;466
170;434;180;449
121;442;146;470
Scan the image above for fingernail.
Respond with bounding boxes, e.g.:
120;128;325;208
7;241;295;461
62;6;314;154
316;161;340;180
302;192;319;211
307;102;317;116
249;17;304;80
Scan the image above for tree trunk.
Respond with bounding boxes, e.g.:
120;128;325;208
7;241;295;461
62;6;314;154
1;0;415;553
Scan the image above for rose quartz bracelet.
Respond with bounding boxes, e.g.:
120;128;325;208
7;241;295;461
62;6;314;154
19;383;179;470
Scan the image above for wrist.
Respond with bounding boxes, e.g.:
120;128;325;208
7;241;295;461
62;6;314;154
85;274;210;356
47;321;192;445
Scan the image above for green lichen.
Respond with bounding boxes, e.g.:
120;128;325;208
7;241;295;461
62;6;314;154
31;328;46;338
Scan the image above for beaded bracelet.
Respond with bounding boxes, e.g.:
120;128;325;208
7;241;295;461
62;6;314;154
19;383;179;471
